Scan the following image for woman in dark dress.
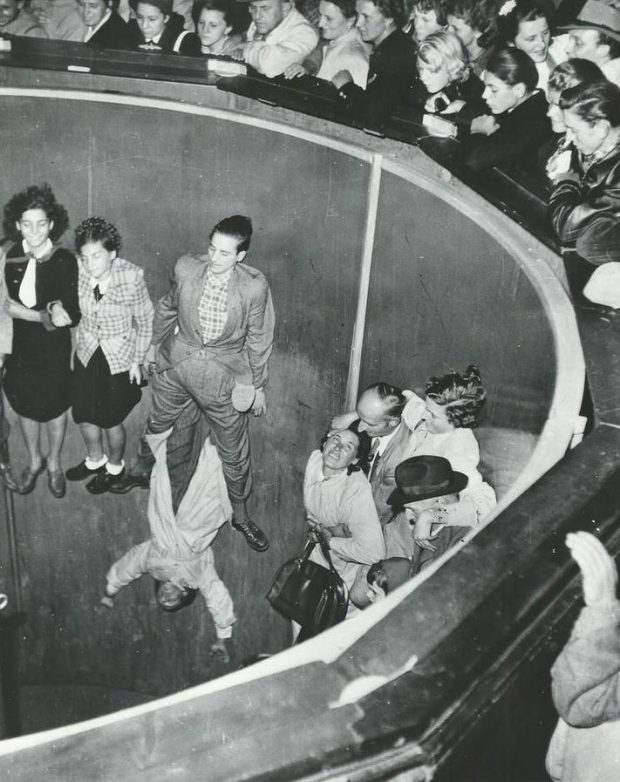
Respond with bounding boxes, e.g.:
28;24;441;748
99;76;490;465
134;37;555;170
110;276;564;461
79;0;132;49
127;0;200;54
2;184;80;498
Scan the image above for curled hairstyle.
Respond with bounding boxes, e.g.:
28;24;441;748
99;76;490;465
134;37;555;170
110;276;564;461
374;0;406;28
417;30;471;83
425;364;486;428
210;214;253;253
364;381;407;419
411;0;449;27
323;0;357;18
496;0;551;45
367;561;388;593
486;46;539;92
3;183;69;243
560;79;620;127
192;0;236;29
319;424;373;474
548;58;605;95
154;581;198;612
75;217;122;253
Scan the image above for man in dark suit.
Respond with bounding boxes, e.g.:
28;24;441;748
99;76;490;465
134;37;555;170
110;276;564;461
112;215;275;552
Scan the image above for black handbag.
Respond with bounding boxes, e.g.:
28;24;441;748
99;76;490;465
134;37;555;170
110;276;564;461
266;533;349;634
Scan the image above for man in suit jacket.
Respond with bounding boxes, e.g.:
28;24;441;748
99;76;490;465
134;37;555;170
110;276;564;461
113;215;275;552
333;382;421;526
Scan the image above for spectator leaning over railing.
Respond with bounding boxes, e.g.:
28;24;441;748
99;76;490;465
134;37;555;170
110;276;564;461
549;78;620;265
228;0;319;78
78;0;131;47
546;531;620;782
0;0;47;37
462;46;552;171
332;0;417;125
126;0;201;53
539;58;606;184
283;0;370;88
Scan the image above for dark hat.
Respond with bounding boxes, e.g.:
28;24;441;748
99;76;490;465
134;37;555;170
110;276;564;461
129;0;173;15
388;455;468;507
556;0;620;43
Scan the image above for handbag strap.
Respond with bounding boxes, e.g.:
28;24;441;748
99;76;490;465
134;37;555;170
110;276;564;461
316;531;341;577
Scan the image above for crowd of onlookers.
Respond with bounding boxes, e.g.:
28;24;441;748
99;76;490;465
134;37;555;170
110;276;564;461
1;0;619;267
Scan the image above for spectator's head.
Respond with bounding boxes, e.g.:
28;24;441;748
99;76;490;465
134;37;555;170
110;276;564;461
77;0;112;28
249;0;289;36
547;58;605;132
447;0;494;52
193;0;235;47
356;382;406;437
560;78;620;155
75;217;121;281
559;0;620;66
130;0;172;40
318;0;357;40
155;580;198;612
207;215;252;274
355;0;405;46
410;0;448;42
320;427;372;475
423;365;486;432
417;30;470;93
366;557;414;602
0;0;23;27
3;182;68;247
496;0;552;64
387;455;467;514
482;46;539;113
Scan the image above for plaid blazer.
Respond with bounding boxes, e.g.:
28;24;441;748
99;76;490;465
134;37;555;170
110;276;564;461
75;257;154;375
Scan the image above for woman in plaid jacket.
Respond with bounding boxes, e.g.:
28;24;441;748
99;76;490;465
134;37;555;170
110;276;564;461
65;218;154;494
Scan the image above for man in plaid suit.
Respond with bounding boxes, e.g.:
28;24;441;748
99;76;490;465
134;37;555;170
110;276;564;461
112;215;275;552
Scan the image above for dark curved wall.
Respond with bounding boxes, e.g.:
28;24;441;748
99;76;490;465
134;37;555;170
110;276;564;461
0;94;557;711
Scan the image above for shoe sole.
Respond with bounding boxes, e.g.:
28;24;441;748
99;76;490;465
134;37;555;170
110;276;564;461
108;482;149;494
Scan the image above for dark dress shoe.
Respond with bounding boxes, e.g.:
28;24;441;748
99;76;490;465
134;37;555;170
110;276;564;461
0;462;20;492
66;460;106;482
18;458;47;495
87;470;122;495
107;472;150;494
47;469;66;499
231;518;269;552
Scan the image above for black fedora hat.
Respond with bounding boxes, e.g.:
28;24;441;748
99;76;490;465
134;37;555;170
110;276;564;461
388;455;468;507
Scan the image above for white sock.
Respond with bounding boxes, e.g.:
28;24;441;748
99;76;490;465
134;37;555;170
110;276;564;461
85;454;108;470
105;461;124;476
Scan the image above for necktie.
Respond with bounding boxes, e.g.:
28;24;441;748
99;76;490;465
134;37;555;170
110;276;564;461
93;284;103;302
369;438;381;480
19;257;37;308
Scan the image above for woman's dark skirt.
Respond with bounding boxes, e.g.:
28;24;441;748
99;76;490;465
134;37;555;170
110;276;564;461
72;347;141;429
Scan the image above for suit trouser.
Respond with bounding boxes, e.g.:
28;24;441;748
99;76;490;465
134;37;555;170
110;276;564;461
146;356;252;504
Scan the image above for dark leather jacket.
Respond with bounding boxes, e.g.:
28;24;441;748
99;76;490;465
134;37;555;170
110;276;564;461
549;143;620;265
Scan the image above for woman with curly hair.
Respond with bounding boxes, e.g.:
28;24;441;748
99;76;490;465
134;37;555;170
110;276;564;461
2;183;80;498
64;218;153;494
384;365;496;563
413;30;486;133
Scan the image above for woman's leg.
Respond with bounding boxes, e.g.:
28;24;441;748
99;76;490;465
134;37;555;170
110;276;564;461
18;415;43;470
45;411;67;473
80;422;105;462
105;423;126;468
